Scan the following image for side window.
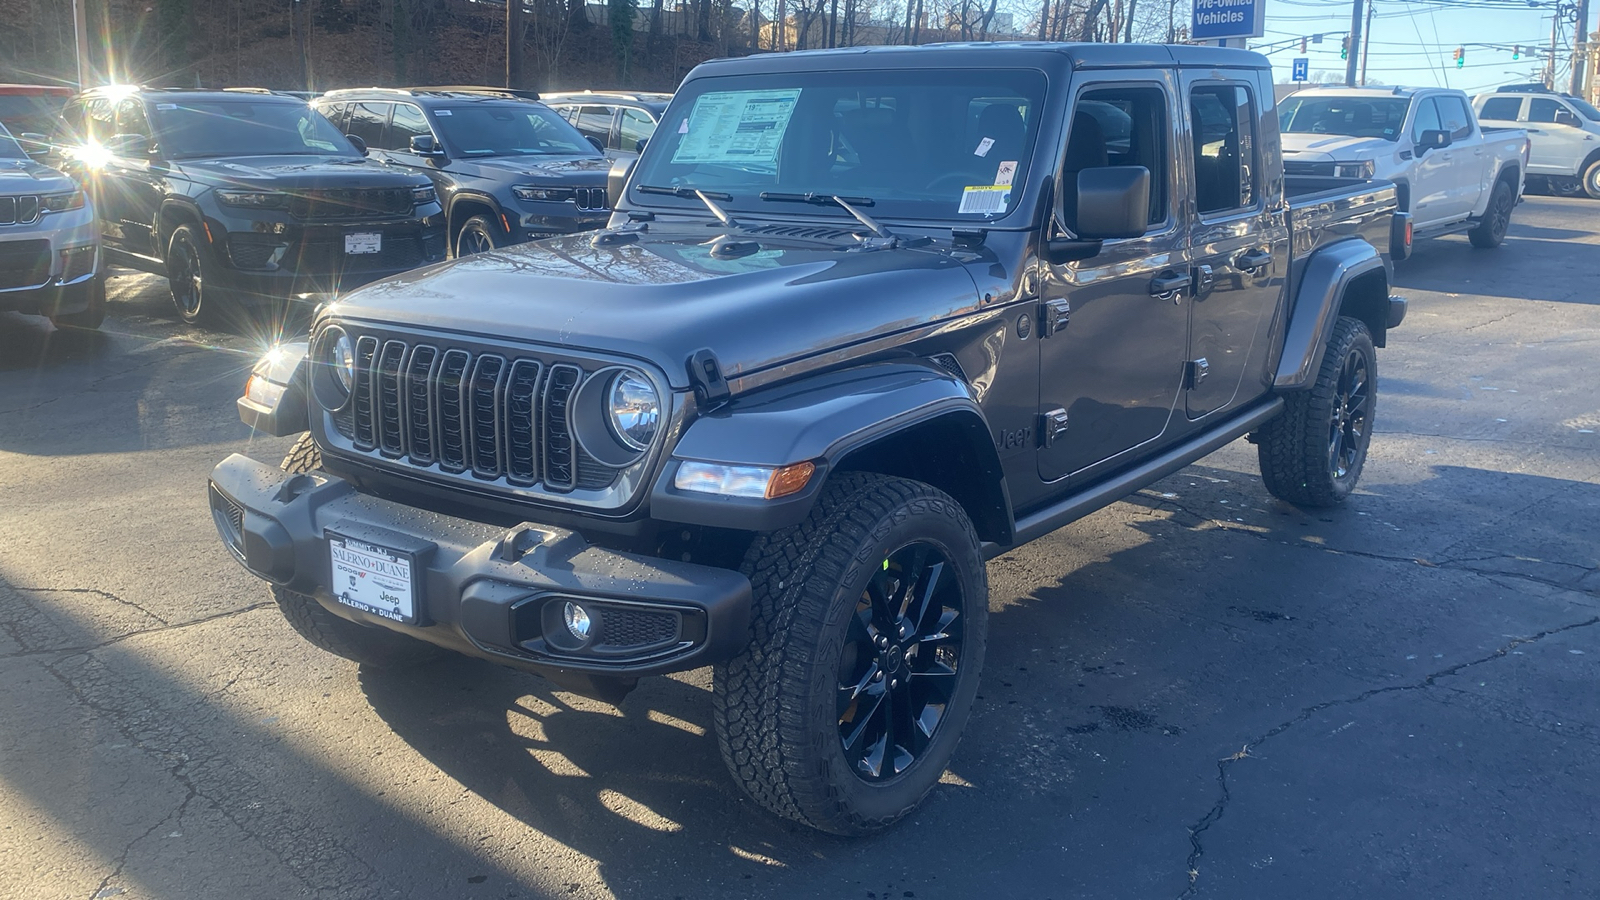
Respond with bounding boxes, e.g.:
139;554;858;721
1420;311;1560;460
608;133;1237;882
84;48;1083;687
317;102;349;132
347;101;390;148
83;98;115;143
388;103;431;149
1189;83;1257;216
1062;85;1169;232
619;108;655;152
552;104;579;124
1437;97;1473;141
115;99;152;140
573;105;615;144
1478;96;1522;121
1528;98;1562;123
1411;98;1443;141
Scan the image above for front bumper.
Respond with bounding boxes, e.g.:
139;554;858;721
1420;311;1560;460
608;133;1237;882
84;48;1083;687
208;211;446;299
0;208;99;314
207;453;752;678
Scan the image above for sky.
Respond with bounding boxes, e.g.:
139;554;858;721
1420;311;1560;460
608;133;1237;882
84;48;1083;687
1248;0;1595;93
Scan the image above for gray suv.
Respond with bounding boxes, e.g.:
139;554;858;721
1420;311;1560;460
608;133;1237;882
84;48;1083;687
0;123;102;329
315;88;613;256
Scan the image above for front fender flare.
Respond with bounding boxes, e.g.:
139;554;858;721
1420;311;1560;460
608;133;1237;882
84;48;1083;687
650;363;1011;538
1275;239;1387;391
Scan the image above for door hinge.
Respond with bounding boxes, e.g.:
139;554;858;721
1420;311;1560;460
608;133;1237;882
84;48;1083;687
1040;408;1070;447
1186;358;1210;389
1192;264;1215;300
1039;298;1070;337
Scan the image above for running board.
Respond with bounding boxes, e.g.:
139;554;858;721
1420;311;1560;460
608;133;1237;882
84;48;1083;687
983;398;1285;559
1412;218;1476;241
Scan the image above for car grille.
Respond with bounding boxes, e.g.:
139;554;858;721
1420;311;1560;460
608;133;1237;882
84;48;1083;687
0;196;42;226
574;187;607;211
0;239;51;290
327;332;622;494
1284;161;1336;177
289;188;413;220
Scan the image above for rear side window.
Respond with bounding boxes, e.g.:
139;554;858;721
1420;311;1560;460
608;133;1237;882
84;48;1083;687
1063;85;1169;231
347;101;389;147
1190;84;1257;216
1478;96;1522;121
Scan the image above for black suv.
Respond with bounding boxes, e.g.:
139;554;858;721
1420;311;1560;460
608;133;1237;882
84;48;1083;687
55;87;445;325
313;88;613;257
543;91;671;158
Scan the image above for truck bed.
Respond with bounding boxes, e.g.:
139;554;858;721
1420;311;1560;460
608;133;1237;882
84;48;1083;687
1285;176;1400;261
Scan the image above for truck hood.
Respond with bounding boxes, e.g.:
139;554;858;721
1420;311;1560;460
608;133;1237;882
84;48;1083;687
0;157;75;193
332;226;983;390
180;155;432;190
452;154;611;184
1281;133;1393;160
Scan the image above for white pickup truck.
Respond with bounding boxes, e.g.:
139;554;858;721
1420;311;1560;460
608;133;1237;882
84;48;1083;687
1278;86;1528;248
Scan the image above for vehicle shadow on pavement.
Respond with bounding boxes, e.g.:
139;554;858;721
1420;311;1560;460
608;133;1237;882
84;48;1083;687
1395;232;1600;306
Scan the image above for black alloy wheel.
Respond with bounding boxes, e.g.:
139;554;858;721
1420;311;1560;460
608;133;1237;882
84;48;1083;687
166;224;214;325
1327;343;1372;482
1469;180;1514;248
454;214;505;257
837;542;967;782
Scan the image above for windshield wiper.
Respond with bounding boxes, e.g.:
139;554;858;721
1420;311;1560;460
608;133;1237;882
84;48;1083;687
635;184;739;227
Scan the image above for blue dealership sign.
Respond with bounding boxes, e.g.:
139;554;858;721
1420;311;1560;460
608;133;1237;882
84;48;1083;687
1292;57;1309;81
1192;0;1265;40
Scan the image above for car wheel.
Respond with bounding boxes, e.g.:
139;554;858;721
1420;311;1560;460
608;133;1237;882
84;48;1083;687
1257;317;1377;508
1468;179;1514;248
165;223;223;326
270;435;443;669
454;214;506;257
712;472;988;835
1583;160;1600;200
49;275;107;330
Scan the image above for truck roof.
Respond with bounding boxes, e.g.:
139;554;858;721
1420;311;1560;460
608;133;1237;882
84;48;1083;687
689;42;1268;77
1289;85;1456;99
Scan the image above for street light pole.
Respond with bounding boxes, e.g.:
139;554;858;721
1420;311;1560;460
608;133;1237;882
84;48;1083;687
72;0;91;88
1345;0;1363;85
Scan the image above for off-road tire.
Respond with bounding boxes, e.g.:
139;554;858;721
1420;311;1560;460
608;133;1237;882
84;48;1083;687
712;472;988;835
1583;159;1600;200
1468;179;1514;248
1257;317;1377;507
271;435;442;669
50;276;107;330
165;223;225;326
454;214;507;257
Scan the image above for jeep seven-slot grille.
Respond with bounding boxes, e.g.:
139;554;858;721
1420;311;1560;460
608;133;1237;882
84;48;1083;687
329;334;616;493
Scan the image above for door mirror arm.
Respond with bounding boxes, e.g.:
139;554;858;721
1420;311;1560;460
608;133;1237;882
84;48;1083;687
1046;235;1103;264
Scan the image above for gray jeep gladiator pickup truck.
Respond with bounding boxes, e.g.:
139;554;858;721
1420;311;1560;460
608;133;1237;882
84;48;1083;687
208;43;1408;835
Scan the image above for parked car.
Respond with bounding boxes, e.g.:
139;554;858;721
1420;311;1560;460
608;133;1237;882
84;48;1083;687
314;87;613;256
543;90;671;158
0;84;74;141
1279;86;1527;248
53;86;445;325
0;122;103;329
1472;85;1600;199
210;43;1408;836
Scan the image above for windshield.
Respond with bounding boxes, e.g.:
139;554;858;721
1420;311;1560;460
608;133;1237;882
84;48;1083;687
1278;97;1410;141
628;68;1048;222
0;93;69;124
0;124;24;159
152;100;357;159
1569;95;1600;122
431;104;597;157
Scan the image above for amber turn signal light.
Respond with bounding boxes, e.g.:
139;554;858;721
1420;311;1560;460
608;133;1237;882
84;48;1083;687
765;461;816;499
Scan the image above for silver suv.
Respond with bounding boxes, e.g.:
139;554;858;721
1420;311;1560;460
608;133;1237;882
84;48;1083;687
0;124;102;329
1473;86;1600;199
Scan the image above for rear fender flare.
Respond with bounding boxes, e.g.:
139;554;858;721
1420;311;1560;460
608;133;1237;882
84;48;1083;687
650;362;1014;542
1275;239;1388;390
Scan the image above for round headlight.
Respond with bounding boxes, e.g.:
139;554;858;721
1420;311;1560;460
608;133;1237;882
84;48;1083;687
331;331;354;392
607;371;659;452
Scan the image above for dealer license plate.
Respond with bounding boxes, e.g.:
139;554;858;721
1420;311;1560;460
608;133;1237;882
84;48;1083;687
328;532;416;623
344;232;382;255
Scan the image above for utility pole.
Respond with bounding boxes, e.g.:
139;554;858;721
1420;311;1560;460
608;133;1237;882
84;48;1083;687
72;0;91;88
1359;0;1373;84
1345;0;1363;85
506;0;525;88
1572;0;1591;95
1549;3;1563;87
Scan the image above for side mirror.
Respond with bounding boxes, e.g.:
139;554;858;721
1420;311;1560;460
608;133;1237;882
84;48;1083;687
634;137;648;153
18;133;50;158
587;135;606;153
409;134;446;159
346;133;368;155
1555;110;1581;128
104;133;151;157
1075;166;1151;240
607;157;636;210
1417;129;1451;152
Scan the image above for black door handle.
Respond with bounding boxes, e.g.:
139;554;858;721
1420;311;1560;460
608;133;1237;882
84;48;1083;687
1236;249;1272;270
1150;270;1191;298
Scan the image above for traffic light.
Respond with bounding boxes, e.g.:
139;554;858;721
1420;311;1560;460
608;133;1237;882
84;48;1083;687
1301;36;1308;53
1455;46;1465;68
1341;36;1349;60
1512;45;1521;60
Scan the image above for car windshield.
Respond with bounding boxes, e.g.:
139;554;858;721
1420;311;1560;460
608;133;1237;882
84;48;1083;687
628;68;1048;222
431;104;596;157
152;100;357;159
1569;95;1600;122
0;93;69;124
0;125;25;159
1278;97;1410;141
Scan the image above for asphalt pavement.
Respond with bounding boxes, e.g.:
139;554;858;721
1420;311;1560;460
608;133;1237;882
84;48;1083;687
1;196;1596;900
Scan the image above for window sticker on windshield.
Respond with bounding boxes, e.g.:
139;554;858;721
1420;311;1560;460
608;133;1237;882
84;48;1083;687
157;103;177;110
958;185;1010;215
678;118;689;134
974;137;995;157
435;109;452;116
671;89;802;165
995;160;1017;186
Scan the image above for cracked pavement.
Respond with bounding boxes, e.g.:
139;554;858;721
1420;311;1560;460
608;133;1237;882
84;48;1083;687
1;196;1597;899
